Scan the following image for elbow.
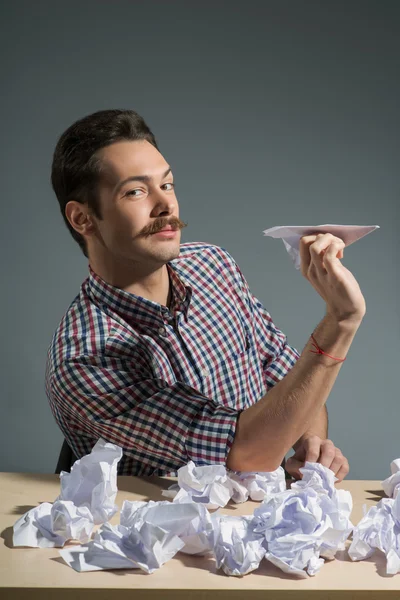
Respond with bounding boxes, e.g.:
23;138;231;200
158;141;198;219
226;409;287;472
226;440;284;473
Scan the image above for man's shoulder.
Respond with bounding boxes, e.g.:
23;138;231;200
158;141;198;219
46;281;109;367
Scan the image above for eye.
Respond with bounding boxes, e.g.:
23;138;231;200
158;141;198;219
125;189;143;197
125;182;175;197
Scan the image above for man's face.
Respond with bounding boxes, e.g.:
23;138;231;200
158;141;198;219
88;139;185;266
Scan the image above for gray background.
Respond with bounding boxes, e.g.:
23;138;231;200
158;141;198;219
1;0;398;479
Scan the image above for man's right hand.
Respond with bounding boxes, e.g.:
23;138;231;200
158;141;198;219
299;233;366;325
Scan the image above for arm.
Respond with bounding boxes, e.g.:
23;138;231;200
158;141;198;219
226;314;359;472
49;355;238;474
226;232;365;474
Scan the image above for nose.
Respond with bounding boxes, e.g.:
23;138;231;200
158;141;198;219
150;188;176;218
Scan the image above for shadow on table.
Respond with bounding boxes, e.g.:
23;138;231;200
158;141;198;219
1;505;45;549
50;555;150;576
254;559;307;580
56;550;299;580
1;526;14;549
365;489;386;502
336;547;393;578
10;505;37;515
176;552;304;580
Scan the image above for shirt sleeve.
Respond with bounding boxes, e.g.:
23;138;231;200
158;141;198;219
249;294;300;390
49;354;238;473
214;246;300;391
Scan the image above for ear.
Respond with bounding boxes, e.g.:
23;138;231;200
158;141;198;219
65;200;95;236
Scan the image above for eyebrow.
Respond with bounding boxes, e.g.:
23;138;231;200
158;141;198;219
114;166;172;195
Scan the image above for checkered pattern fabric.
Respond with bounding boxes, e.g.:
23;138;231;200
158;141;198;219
45;242;299;475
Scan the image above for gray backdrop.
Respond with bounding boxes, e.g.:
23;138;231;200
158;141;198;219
1;0;398;479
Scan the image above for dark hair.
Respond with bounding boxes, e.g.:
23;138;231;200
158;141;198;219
51;109;159;257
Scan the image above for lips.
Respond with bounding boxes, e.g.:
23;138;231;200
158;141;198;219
153;226;176;234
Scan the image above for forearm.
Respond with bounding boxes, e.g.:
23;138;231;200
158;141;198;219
292;405;328;452
226;313;361;472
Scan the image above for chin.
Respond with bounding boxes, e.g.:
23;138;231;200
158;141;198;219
151;242;181;263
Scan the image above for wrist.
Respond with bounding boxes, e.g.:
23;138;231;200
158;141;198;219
324;310;363;333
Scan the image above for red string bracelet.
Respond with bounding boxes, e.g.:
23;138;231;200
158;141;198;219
310;333;347;362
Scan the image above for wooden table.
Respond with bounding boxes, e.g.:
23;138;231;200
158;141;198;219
0;472;398;599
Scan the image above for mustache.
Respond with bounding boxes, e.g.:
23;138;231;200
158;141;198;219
144;217;188;236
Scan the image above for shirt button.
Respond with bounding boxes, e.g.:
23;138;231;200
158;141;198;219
158;327;166;335
201;369;209;378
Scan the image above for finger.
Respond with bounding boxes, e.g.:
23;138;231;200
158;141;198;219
300;233;344;276
313;238;345;266
335;460;350;483
328;449;346;476
309;236;345;276
323;241;346;275
301;234;324;242
310;233;345;254
318;439;336;469
285;457;304;479
321;245;344;260
317;241;345;275
317;233;345;245
299;235;319;276
304;436;321;463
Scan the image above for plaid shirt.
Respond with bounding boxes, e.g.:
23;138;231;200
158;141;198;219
45;242;299;476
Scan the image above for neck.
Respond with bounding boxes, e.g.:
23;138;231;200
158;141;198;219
90;256;172;308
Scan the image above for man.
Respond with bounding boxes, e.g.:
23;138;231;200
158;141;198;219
46;109;364;481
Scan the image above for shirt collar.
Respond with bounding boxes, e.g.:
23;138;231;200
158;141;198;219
86;262;192;330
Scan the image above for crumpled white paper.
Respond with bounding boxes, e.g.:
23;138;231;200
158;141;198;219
120;499;216;555
51;500;95;543
213;515;266;576
291;462;353;558
57;438;122;524
382;459;400;499
162;462;232;508
13;499;96;548
59;498;217;572
252;462;353;577
59;520;185;573
228;468;286;502
13;444;353;580
263;224;379;270
161;461;286;507
13;503;67;548
12;438;122;548
349;493;400;575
